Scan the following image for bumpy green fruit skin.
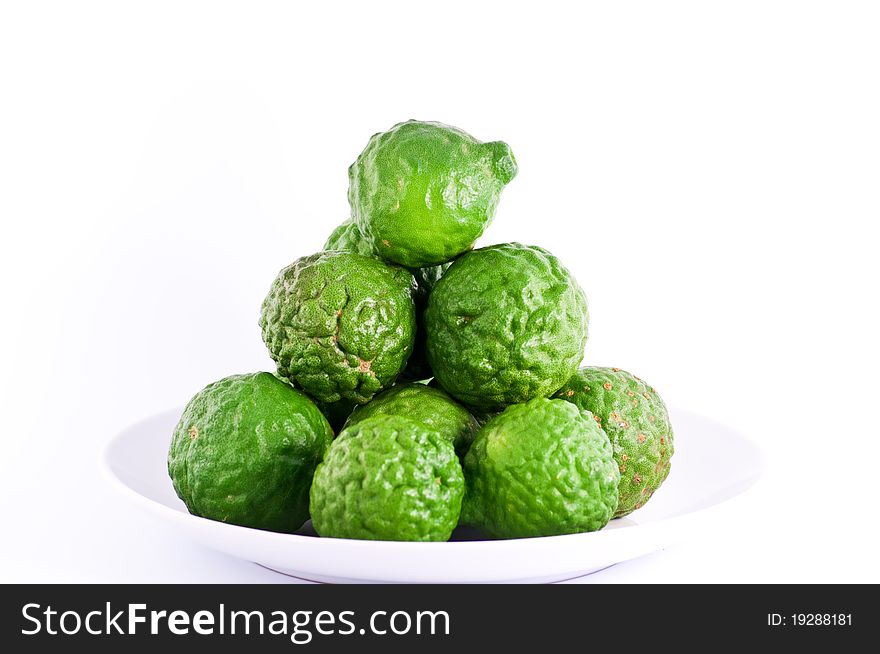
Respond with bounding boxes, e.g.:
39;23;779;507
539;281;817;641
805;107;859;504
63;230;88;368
349;120;517;268
260;251;416;405
438;375;500;426
167;372;333;533
324;218;375;257
555;367;674;517
345;383;479;458
323;218;447;382
310;415;464;541
462;398;619;538
426;243;589;411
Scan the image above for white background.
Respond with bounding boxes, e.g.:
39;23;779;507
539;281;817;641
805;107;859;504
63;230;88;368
1;1;878;583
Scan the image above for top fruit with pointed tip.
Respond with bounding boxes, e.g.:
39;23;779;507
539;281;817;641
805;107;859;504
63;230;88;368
348;120;517;268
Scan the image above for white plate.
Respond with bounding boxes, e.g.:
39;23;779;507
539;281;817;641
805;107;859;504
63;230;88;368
103;407;762;583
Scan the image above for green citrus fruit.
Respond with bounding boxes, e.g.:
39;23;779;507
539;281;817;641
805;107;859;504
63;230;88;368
324;218;374;257
345;383;479;458
462;398;619;538
429;377;500;425
310;415;464;541
555;366;674;516
348;120;517;268
260;251;416;405
322;218;448;382
167;372;333;533
426;243;588;411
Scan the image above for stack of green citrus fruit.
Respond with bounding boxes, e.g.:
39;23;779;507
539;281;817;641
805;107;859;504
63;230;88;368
168;120;674;542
